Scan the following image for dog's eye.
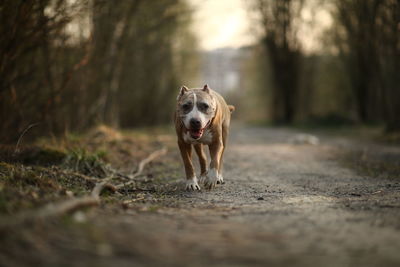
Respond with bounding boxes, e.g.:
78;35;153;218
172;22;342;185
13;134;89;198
182;103;191;110
199;103;209;110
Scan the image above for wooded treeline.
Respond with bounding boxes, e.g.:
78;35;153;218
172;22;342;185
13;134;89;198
1;0;399;144
0;0;197;143
251;0;400;131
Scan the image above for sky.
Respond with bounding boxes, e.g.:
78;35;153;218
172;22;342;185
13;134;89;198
188;0;257;50
188;0;333;53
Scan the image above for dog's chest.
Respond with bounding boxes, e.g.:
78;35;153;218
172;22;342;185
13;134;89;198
183;129;213;145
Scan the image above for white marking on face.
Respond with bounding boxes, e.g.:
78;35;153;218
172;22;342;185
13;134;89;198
183;92;208;129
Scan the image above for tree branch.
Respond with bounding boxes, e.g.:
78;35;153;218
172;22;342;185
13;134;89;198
0;147;167;228
115;147;168;189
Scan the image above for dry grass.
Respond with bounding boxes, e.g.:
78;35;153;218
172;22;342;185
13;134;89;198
0;125;176;218
341;148;400;180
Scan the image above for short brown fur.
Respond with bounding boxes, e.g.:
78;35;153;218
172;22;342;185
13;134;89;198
174;85;234;190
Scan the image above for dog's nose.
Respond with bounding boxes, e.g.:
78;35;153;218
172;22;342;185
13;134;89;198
190;118;201;129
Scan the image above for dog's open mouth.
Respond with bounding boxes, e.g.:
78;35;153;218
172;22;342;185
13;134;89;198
189;128;204;139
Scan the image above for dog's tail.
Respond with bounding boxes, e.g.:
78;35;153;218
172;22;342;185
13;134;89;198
228;105;235;113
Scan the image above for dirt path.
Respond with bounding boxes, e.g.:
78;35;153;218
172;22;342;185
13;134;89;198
2;126;400;267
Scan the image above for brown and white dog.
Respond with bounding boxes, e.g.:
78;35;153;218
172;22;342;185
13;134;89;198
174;84;234;190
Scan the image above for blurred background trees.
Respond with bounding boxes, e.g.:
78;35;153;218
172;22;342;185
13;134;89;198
247;0;400;131
256;0;304;124
0;0;399;144
334;0;400;131
0;0;197;143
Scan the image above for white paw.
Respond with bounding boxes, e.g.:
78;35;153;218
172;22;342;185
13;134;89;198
204;168;219;189
199;173;208;184
217;174;224;184
185;176;201;191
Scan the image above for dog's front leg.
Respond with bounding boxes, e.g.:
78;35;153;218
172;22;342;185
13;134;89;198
178;140;200;190
194;144;207;183
204;138;224;189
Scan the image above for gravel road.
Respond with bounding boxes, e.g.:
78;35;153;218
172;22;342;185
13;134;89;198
2;125;400;267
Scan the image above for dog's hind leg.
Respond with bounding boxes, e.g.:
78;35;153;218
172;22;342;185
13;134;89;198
217;125;229;184
194;144;207;182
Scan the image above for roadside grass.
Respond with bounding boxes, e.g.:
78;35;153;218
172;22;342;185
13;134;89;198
376;131;400;144
248;120;400;179
341;149;400;180
0;125;179;217
292;123;400;180
250;119;400;145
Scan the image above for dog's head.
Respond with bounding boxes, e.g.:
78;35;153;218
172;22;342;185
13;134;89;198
176;84;217;139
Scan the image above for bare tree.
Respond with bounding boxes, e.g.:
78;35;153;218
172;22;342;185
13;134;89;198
334;0;400;131
335;0;382;122
254;0;304;123
378;0;400;132
0;0;197;143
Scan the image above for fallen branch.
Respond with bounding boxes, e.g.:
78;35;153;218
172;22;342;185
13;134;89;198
0;198;97;228
14;123;40;154
0;147;167;228
0;183;113;228
58;169;100;184
36;195;100;218
91;180;117;197
130;147;168;177
115;147;167;189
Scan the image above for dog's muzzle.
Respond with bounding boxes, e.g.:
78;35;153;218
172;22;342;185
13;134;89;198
185;120;211;140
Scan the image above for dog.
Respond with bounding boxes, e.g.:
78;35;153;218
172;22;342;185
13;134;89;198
174;84;234;190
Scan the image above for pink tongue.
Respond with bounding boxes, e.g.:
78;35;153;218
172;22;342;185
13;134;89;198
190;129;202;139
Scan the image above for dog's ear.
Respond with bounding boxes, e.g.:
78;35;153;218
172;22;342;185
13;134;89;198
202;84;210;94
177;85;189;100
